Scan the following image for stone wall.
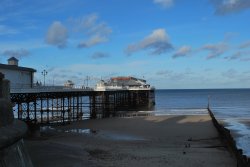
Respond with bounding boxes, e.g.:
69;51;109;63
0;72;33;167
0;73;13;127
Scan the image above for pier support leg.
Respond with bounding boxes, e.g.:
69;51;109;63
105;93;110;118
34;101;37;123
90;95;97;119
17;103;22;119
62;97;65;124
46;98;49;123
26;102;30;121
40;99;43;124
76;96;79;120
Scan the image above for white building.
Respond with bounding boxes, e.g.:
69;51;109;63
0;57;36;90
95;76;152;91
64;80;75;88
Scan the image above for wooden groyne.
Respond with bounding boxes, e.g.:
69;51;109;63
208;108;250;167
10;89;155;125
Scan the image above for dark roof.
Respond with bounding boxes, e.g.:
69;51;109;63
109;79;142;86
8;57;19;61
111;76;146;83
0;63;36;72
111;76;132;81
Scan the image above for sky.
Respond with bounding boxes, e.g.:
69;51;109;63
0;0;250;89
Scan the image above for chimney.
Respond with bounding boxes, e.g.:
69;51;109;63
7;57;18;66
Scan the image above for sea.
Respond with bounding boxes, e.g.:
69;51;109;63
154;89;250;156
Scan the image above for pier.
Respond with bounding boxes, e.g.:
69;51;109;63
10;87;155;125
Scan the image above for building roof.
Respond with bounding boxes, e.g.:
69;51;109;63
108;76;147;87
111;76;133;81
111;76;146;83
8;57;18;61
0;63;36;72
114;80;142;86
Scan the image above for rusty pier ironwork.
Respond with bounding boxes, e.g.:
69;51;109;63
10;88;155;125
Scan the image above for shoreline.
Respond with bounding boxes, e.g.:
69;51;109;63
25;114;236;167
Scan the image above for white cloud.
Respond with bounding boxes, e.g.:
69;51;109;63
224;51;242;60
70;14;112;48
0;25;19;35
0;39;47;52
222;68;238;78
240;58;250;62
125;29;173;56
72;14;98;33
45;21;68;48
210;0;250;15
78;35;108;48
2;48;30;58
172;46;192;58
202;42;228;59
239;40;250;49
224;50;250;61
154;69;195;85
91;52;110;59
156;70;173;76
153;0;174;8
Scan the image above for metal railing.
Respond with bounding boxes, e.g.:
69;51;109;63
10;83;94;93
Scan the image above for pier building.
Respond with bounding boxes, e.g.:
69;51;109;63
95;76;151;91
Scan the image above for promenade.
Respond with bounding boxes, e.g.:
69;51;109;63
25;114;236;167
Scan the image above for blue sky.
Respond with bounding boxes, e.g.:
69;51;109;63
0;0;250;89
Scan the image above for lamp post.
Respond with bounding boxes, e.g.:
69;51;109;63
85;76;90;87
41;70;48;86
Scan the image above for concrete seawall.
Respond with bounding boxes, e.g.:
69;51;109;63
208;108;250;167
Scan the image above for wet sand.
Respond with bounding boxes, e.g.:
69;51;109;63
25;115;236;167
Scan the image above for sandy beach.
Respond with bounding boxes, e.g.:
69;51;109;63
25;115;236;167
